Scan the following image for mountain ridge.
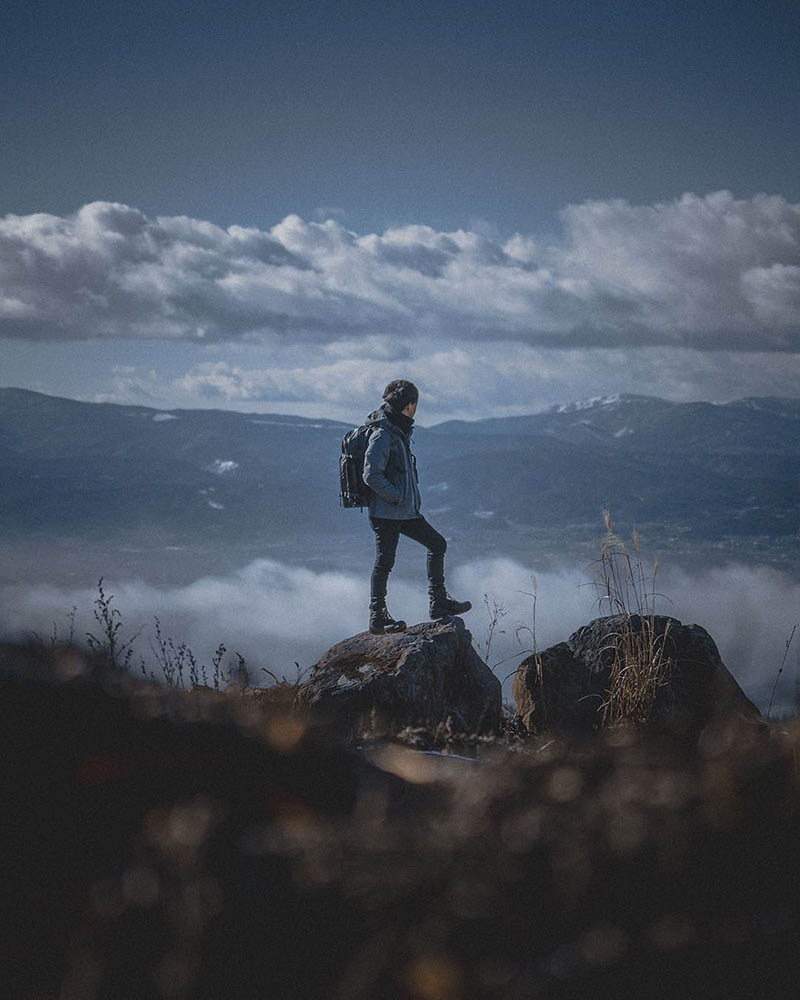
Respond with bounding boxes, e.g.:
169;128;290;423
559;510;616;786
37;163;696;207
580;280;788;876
2;386;798;582
4;384;800;433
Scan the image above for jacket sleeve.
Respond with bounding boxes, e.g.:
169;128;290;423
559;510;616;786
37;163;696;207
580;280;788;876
363;428;402;505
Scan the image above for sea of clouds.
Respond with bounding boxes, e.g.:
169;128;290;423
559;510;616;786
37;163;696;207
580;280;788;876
3;556;798;715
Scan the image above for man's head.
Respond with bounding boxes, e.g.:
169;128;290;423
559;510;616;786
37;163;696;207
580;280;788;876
383;379;419;417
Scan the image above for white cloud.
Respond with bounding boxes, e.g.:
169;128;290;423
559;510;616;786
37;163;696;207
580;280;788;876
2;556;796;712
92;365;164;404
2;192;799;350
0;559;422;683
85;342;800;425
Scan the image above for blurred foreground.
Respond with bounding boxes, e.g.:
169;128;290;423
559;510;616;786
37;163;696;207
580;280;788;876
3;641;799;999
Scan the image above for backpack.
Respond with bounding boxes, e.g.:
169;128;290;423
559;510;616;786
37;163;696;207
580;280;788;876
339;423;373;508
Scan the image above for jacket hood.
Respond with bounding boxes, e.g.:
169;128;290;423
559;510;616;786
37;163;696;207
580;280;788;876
364;405;413;438
364;408;387;427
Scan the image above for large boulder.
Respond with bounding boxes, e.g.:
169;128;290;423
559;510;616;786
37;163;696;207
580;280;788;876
513;614;761;736
296;617;502;740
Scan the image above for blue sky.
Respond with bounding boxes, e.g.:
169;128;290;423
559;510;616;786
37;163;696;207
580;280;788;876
1;0;799;421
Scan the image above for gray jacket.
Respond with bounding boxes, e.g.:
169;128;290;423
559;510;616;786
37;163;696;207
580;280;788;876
362;407;421;520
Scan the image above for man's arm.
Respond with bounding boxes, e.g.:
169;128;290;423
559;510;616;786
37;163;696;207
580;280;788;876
363;428;402;505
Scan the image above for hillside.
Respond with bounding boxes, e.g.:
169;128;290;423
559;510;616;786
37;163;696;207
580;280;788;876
2;388;799;581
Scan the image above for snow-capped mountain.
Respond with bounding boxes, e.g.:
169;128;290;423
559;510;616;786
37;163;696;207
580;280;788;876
2;388;798;583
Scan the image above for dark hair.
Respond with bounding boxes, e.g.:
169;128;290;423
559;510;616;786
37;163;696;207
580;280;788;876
382;380;419;410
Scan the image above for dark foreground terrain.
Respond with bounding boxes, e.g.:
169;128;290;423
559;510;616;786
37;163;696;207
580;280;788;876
4;641;800;999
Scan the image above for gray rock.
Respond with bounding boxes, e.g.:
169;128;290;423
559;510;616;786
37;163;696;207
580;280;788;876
513;614;761;736
296;617;502;740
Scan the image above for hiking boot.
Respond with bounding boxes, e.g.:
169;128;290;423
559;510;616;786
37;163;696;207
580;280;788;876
429;591;472;620
369;603;407;635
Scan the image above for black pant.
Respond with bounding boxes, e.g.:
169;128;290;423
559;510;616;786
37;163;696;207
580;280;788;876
369;515;446;605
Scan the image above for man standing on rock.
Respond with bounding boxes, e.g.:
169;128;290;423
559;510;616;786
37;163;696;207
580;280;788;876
363;379;472;635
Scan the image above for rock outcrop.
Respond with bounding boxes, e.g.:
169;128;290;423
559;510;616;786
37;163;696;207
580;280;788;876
296;617;502;739
513;614;761;736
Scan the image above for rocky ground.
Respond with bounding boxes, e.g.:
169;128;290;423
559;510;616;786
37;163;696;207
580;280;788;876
3;629;799;999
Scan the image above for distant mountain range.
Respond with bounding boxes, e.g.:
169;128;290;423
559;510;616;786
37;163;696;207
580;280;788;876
2;388;799;580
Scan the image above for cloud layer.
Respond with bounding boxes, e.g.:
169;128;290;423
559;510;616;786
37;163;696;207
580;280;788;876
3;556;798;712
2;192;799;350
158;344;800;422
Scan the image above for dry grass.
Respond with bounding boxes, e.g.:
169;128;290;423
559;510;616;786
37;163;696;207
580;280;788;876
601;618;673;725
593;512;674;726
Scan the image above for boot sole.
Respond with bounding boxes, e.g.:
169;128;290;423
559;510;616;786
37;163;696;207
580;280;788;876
430;606;472;620
369;623;407;635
